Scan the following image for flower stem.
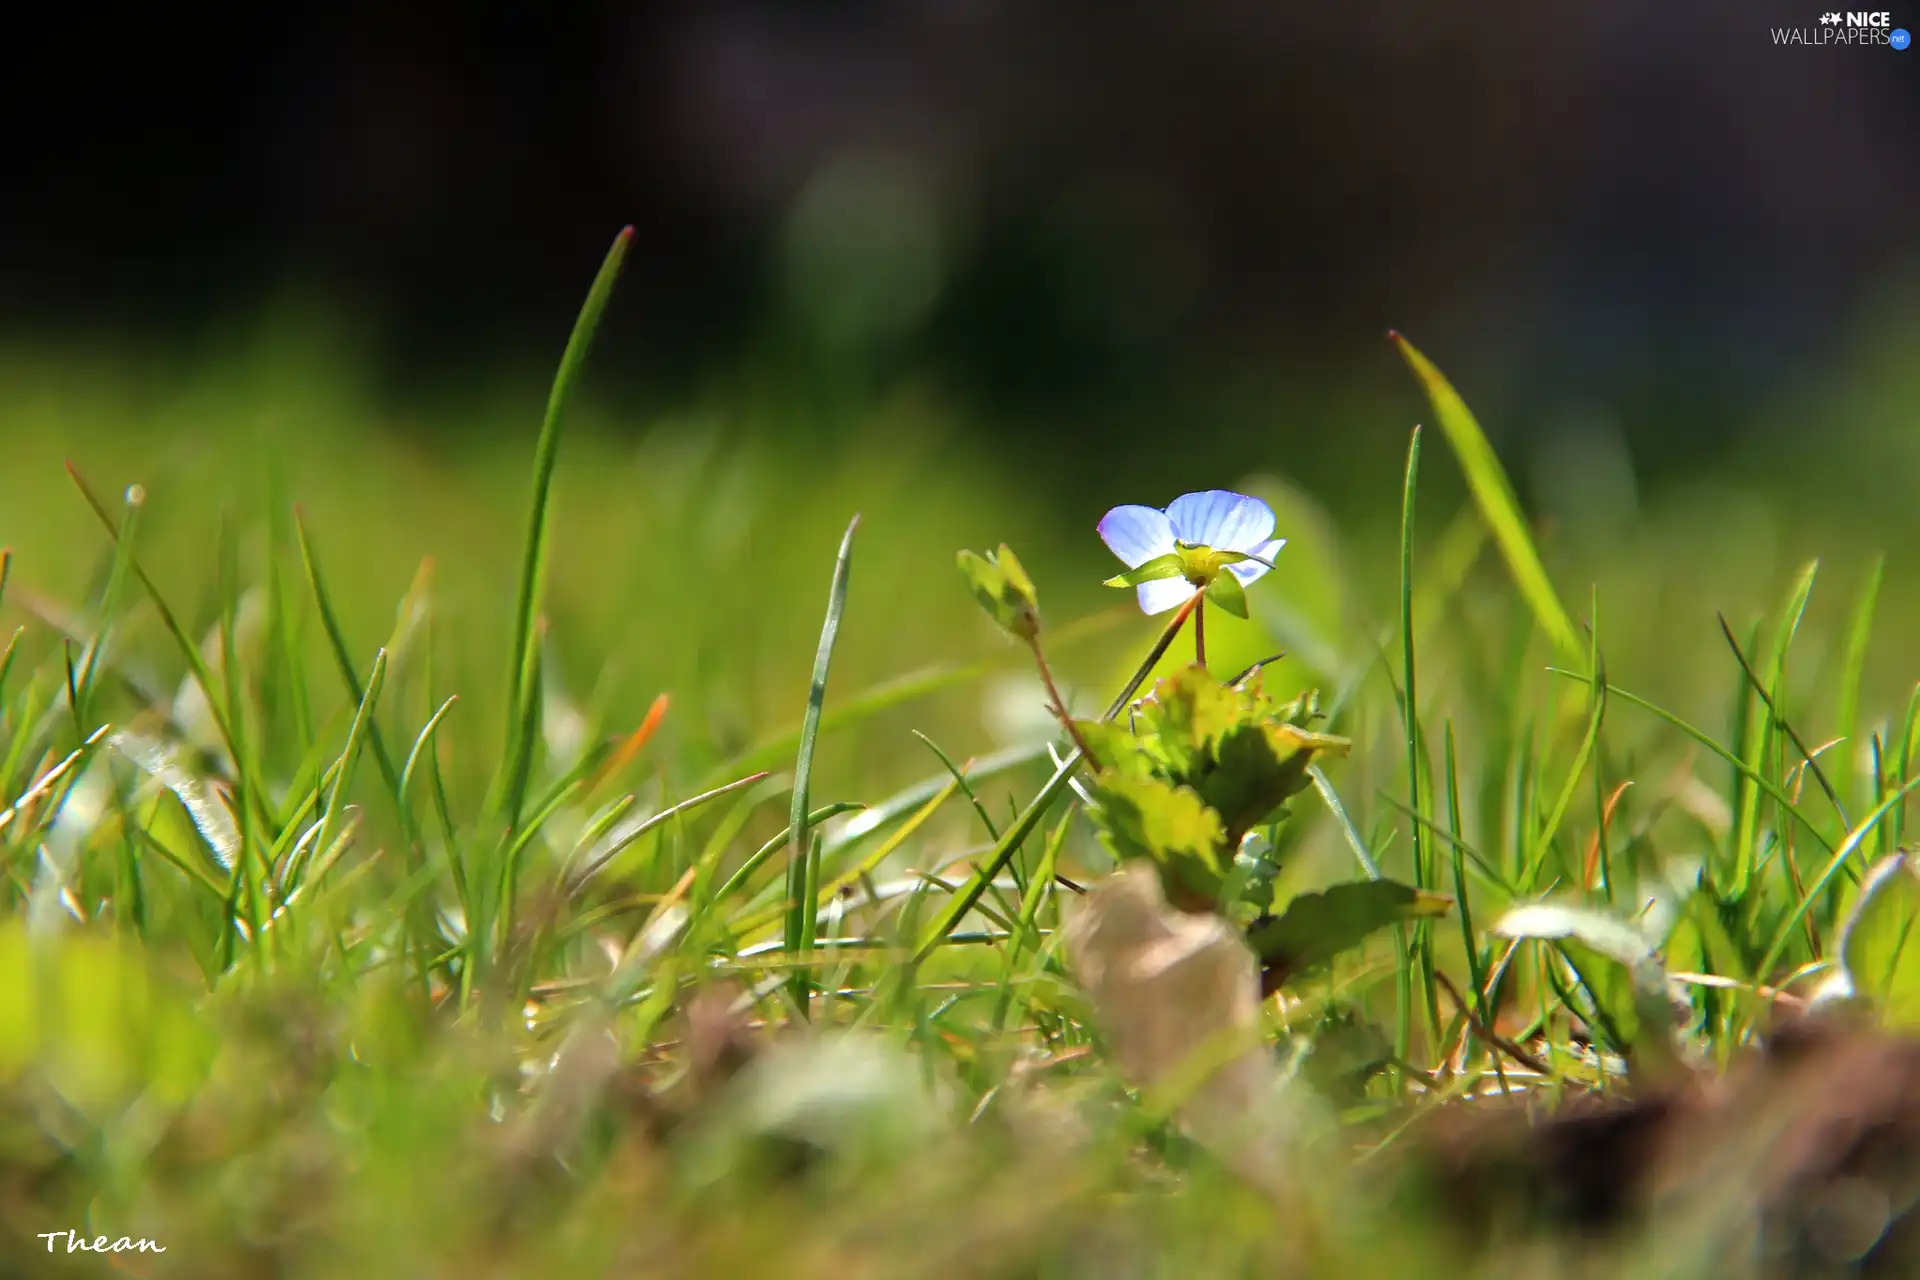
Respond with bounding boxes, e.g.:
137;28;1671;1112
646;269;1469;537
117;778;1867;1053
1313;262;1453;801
913;592;1201;962
1192;589;1207;669
1028;637;1096;762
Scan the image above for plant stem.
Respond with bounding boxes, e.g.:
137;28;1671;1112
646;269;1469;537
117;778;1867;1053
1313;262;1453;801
1193;590;1207;669
1029;637;1096;762
913;592;1201;961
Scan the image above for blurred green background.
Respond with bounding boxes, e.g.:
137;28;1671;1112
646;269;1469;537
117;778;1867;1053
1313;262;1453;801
4;278;1916;841
1;11;1919;1272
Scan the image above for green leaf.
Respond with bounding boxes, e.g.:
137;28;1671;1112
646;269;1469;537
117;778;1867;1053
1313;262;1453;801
1199;721;1344;846
1494;902;1679;1068
495;226;633;832
1390;332;1583;662
1072;720;1153;779
1838;554;1884;806
957;544;1041;640
912;593;1204;963
1100;666;1348;848
1091;773;1226;873
787;514;860;1016
1838;854;1920;1029
1104;552;1188;588
1204;570;1249;619
1494;901;1651;966
1249;880;1451;985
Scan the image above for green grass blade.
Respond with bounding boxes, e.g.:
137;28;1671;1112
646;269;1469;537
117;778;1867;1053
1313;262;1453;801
1587;585;1615;901
711;802;866;906
1756;773;1920;981
786;514;860;1016
1838;554;1883;806
991;806;1074;1032
307;649;388;899
494;226;634;833
1728;562;1818;901
1718;610;1846;828
910;730;1002;842
265;456;316;758
569;771;771;891
65;462;244;770
1443;721;1490;1025
1520;647;1605;893
1549;670;1836;866
1389;332;1582;662
1395;424;1425;1076
72;485;144;725
912;593;1201;962
1897;684;1920;853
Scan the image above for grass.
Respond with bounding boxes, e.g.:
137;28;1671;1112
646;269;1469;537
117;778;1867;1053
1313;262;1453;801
2;250;1920;1275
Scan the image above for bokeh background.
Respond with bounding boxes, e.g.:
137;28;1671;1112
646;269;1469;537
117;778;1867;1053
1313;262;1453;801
2;1;1918;806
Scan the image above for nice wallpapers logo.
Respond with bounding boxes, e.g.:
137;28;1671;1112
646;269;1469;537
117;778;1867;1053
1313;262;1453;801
1774;10;1912;47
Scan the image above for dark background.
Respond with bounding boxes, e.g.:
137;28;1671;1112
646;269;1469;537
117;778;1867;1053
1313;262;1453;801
3;2;1916;480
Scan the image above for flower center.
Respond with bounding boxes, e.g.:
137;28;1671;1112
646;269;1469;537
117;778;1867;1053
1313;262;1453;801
1175;542;1236;586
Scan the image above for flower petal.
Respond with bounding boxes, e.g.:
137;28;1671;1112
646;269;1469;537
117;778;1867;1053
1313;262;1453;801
1227;537;1287;584
1136;577;1194;615
1098;505;1176;568
1165;491;1274;553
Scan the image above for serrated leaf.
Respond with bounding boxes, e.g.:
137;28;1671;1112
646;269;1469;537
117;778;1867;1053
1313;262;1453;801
1838;853;1920;1029
1091;773;1225;868
1199;721;1347;846
1073;720;1153;779
1249;880;1451;985
1086;665;1349;855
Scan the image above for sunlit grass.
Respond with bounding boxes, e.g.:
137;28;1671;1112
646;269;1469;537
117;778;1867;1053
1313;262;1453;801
2;249;1920;1274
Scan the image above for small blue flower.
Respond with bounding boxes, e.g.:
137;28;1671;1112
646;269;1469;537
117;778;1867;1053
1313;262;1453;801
1098;490;1286;614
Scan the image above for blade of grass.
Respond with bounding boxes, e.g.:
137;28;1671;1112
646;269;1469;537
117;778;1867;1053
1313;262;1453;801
910;730;1001;841
991;805;1075;1032
1718;611;1846;826
65;463;246;777
912;592;1202;963
1896;685;1920;853
1389;332;1582;662
1444;722;1489;1025
1394;424;1426;1079
265;456;316;758
292;511;411;827
729;777;962;938
826;741;1050;855
1755;773;1920;981
786;514;860;1017
72;486;144;726
704;611;1130;788
1549;671;1836;864
586;693;670;800
1838;555;1883;807
494;225;634;831
711;802;866;906
1519;647;1605;893
1729;561;1818;901
568;771;771;891
216;509;268;957
304;650;388;900
1313;764;1384;882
